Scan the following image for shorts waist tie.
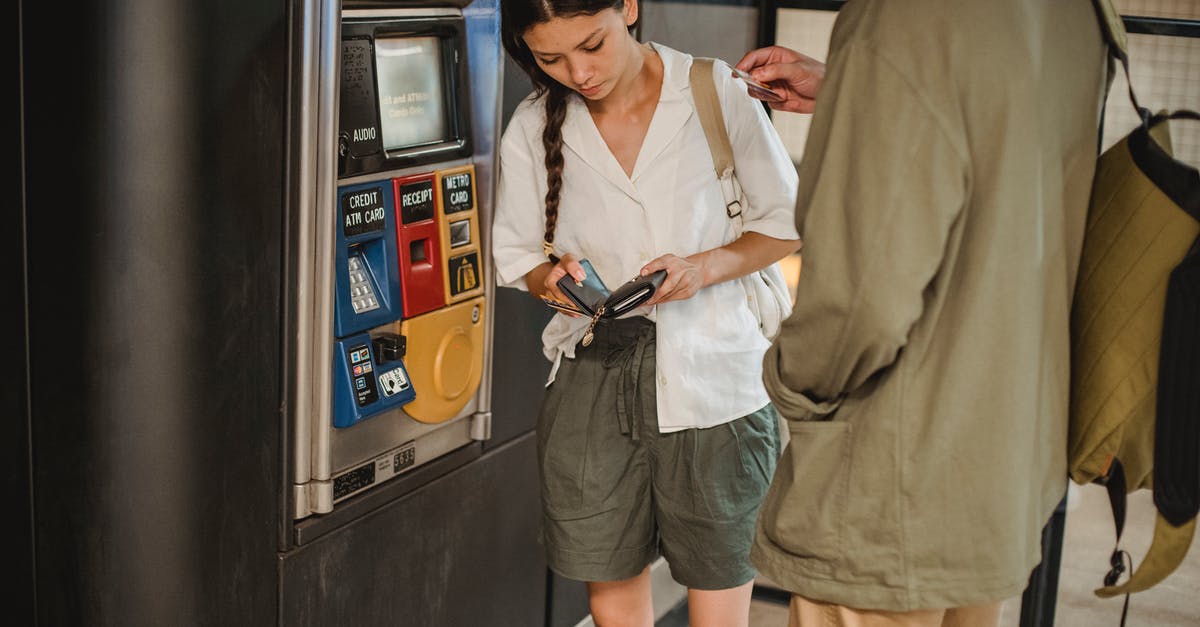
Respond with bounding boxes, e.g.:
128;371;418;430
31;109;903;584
600;323;654;441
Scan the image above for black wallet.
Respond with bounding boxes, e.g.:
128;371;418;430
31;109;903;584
542;259;667;318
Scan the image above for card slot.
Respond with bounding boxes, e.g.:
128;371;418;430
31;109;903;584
540;295;589;317
611;287;652;315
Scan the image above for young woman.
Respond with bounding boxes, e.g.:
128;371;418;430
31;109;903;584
493;0;800;624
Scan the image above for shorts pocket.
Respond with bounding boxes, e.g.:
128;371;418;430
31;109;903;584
728;405;782;488
537;357;586;515
537;351;633;520
679;407;780;523
758;419;851;570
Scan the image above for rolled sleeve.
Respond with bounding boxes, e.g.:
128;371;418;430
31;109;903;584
715;59;800;242
493;104;550;290
762;342;842;420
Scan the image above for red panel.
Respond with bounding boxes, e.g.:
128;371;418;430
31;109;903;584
394;174;446;317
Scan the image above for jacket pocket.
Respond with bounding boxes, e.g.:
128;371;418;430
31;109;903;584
758;419;851;571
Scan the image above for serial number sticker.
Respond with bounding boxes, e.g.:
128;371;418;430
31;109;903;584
333;463;376;501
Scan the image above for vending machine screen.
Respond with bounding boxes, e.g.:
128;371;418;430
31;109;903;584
375;37;447;150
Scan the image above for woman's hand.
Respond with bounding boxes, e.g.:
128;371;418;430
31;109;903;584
641;254;705;306
735;45;825;113
526;253;587;315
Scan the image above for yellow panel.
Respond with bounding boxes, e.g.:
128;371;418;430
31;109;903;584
398;296;486;424
444;219;482;300
437;165;485;303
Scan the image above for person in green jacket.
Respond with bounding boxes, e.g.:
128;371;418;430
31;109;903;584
736;0;1112;625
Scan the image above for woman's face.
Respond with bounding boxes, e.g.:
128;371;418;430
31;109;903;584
521;1;637;101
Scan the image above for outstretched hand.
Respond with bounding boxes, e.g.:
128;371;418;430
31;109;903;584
736;46;825;113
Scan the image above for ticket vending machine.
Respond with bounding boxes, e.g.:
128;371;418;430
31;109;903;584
292;1;496;519
262;0;547;620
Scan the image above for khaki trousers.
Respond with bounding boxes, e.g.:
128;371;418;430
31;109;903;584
788;595;1003;627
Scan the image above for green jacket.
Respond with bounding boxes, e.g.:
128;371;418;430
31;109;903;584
753;0;1110;610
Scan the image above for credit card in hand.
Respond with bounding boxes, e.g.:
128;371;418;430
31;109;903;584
732;67;785;103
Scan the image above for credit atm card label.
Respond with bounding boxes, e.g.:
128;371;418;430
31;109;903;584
441;172;474;214
398;179;435;224
339;39;382;158
341;187;387;237
448;252;480;296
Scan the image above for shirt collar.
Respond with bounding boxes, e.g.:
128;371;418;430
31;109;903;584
560;42;696;194
652;41;692;104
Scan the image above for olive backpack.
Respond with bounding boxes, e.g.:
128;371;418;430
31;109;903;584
1069;1;1199;622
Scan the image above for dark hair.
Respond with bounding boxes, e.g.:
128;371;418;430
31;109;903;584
501;0;637;261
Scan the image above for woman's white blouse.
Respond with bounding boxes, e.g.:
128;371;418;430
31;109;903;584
492;42;799;432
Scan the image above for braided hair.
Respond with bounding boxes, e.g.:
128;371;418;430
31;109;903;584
501;0;637;262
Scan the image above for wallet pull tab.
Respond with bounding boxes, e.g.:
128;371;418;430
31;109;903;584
581;304;607;347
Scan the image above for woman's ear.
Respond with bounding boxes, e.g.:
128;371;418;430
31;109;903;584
623;0;638;27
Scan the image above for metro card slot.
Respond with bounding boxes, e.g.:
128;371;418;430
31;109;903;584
449;220;471;248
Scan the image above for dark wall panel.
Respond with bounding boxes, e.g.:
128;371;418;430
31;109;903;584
21;2;286;625
9;0;33;623
487;287;553;448
281;432;546;627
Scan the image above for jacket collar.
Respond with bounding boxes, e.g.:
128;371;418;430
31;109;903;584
560;42;695;199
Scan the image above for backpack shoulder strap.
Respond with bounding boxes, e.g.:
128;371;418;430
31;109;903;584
1091;0;1148;124
689;57;735;180
1091;0;1128;58
689;57;744;222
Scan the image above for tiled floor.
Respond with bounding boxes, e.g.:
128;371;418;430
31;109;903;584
660;483;1200;626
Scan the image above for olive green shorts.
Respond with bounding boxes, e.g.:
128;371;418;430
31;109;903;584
537;316;781;590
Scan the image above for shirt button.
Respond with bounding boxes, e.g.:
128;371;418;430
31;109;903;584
658;374;667;385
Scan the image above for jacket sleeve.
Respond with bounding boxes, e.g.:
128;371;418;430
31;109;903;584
764;41;968;421
492;102;551;291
